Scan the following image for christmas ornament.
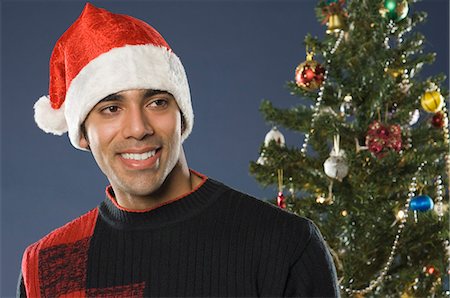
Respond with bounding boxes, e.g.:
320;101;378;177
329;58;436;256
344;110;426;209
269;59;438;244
423;265;439;276
277;192;286;209
431;112;445;128
365;120;402;158
385;67;404;80
396;209;406;221
434;175;446;220
316;194;327;204
321;0;347;33
324;135;349;182
256;153;267;165
399;78;412;94
421;90;444;113
343;94;352;102
409;195;434;212
400;290;413;298
339;94;353;116
434;201;446;217
295;51;325;91
379;0;409;22
409;109;420;126
276;169;286;209
264;127;285;147
326;14;346;34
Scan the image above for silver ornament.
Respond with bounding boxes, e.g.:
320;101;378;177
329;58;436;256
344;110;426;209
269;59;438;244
409;109;420;126
324;135;349;182
324;154;349;182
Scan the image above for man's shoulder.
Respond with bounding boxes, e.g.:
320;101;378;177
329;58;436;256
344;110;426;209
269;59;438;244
212;179;314;232
24;207;99;255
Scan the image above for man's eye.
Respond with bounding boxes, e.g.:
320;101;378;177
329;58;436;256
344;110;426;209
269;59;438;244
149;99;168;108
101;106;120;114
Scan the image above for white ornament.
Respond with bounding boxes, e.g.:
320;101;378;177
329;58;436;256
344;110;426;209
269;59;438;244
396;210;406;220
434;201;444;217
264;127;285;147
324;135;349;182
399;79;412;94
256;153;267;165
409;109;420;126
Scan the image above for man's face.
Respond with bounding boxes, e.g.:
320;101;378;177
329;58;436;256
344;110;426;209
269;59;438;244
80;89;183;199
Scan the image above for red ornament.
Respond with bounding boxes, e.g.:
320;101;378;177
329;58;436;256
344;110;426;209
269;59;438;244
424;265;439;276
368;141;384;155
390;140;402;152
277;192;286;209
295;52;325;91
366;120;402;158
431;112;445;128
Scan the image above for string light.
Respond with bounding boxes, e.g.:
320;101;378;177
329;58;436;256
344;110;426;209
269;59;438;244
297;11;449;296
341;162;427;295
434;175;445;220
301;30;344;157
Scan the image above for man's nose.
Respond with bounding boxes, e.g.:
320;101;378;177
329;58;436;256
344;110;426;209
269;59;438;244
122;107;153;140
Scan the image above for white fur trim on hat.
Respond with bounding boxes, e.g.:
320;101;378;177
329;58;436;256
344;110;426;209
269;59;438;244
62;44;192;151
34;96;68;135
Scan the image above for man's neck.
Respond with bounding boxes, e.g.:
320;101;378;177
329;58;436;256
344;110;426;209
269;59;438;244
112;154;203;211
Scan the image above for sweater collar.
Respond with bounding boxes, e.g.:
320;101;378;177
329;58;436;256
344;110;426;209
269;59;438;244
98;171;226;230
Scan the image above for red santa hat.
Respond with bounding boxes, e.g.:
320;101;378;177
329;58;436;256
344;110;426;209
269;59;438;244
34;3;193;150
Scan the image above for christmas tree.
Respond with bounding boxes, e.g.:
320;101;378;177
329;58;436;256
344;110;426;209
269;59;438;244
250;0;449;296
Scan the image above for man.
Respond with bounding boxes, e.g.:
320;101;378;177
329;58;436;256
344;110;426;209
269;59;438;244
19;3;339;297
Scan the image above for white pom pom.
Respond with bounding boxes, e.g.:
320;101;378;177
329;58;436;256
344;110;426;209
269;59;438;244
34;95;68;135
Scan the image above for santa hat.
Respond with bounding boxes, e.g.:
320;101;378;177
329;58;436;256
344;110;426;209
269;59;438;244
34;3;193;150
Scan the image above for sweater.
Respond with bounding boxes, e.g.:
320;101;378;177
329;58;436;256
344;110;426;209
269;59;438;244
18;175;340;297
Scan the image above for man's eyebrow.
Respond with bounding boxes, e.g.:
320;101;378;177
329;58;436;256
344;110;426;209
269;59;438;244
144;89;170;98
98;93;123;103
98;90;169;103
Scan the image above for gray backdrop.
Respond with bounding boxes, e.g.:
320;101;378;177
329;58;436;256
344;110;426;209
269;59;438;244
1;0;448;296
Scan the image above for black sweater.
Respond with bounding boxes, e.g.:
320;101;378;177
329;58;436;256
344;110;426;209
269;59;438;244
19;177;339;297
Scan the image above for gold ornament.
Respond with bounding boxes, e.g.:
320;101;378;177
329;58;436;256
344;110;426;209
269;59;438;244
421;90;444;113
400;292;413;298
385;67;403;79
326;14;345;34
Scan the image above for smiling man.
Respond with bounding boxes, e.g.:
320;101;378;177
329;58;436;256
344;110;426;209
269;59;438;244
18;3;339;297
79;89;201;211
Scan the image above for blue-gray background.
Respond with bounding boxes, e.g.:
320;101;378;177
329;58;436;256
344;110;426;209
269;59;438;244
1;0;448;296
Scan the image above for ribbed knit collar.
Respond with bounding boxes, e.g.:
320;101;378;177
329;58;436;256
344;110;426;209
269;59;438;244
98;172;227;230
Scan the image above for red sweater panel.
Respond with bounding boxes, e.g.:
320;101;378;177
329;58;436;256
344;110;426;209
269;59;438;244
21;208;99;298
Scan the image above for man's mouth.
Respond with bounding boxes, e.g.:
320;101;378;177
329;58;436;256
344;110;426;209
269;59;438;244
121;149;157;161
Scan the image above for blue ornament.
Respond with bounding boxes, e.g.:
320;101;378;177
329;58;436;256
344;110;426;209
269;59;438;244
327;0;339;3
409;195;434;212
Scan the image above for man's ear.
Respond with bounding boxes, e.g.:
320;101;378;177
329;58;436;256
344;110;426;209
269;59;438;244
181;116;186;134
79;124;90;150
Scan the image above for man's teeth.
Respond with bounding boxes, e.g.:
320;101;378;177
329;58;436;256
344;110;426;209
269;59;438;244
121;150;156;160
